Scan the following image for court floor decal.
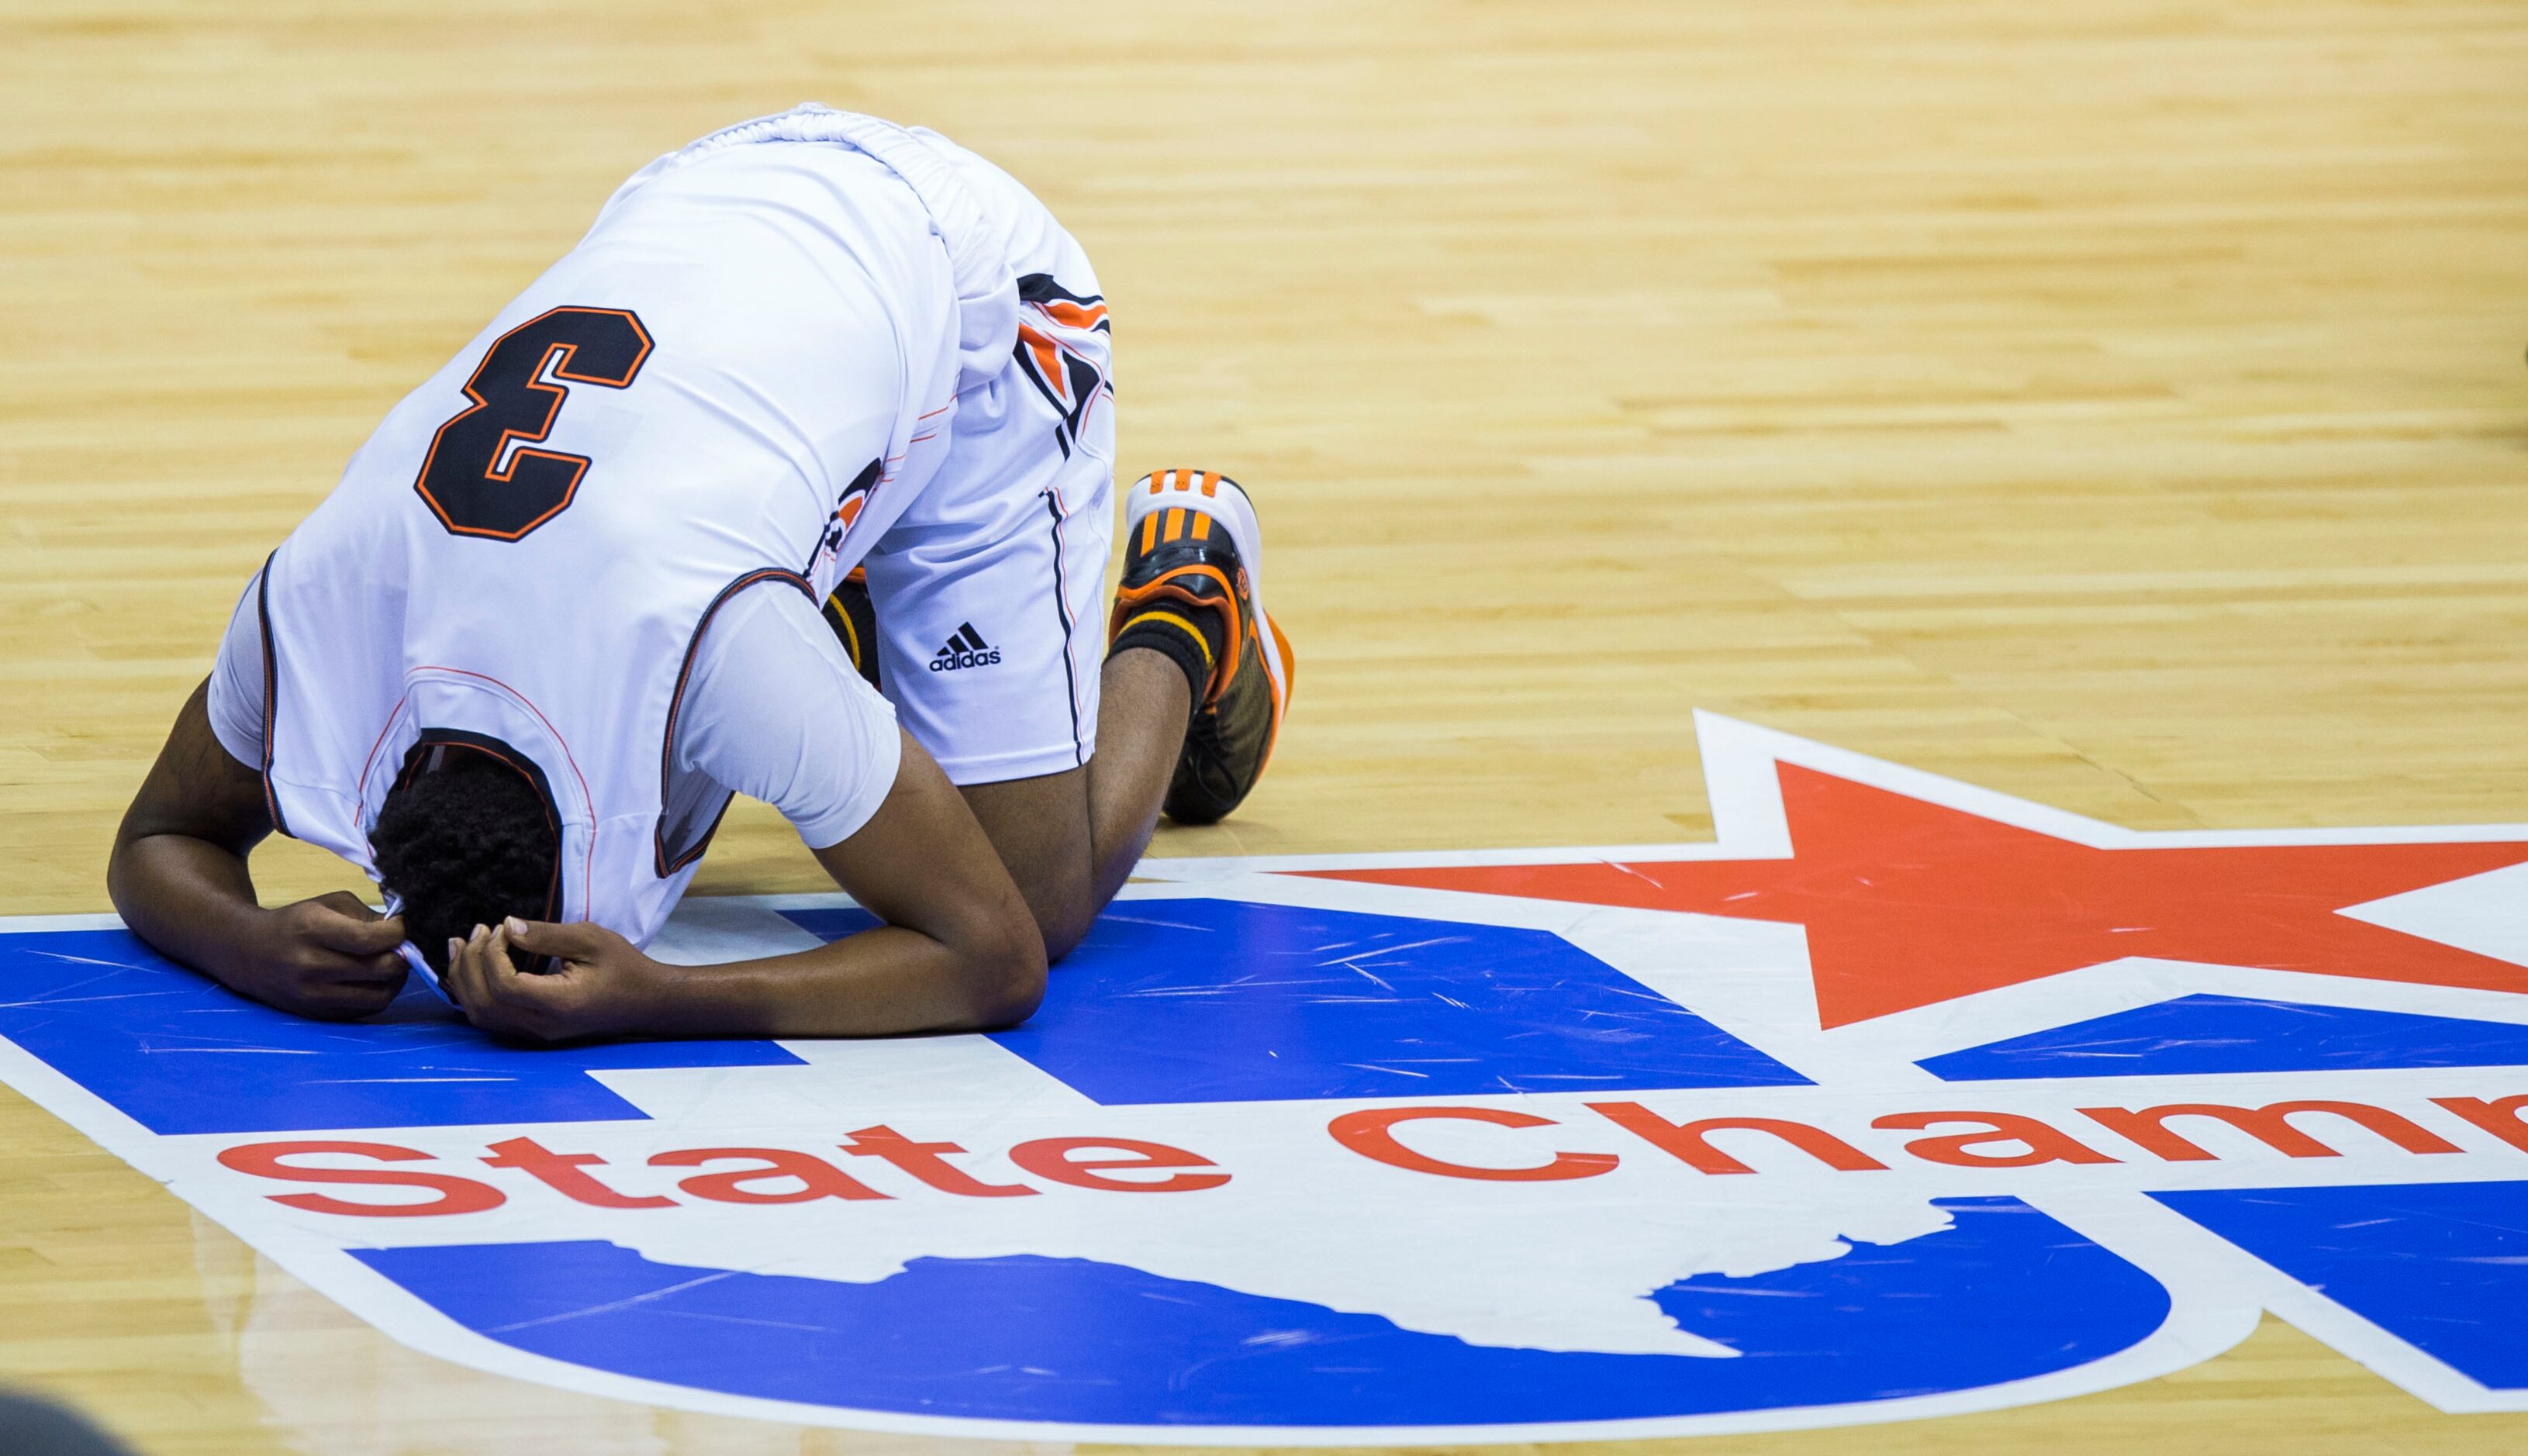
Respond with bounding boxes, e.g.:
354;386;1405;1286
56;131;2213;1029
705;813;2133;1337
4;712;2526;1441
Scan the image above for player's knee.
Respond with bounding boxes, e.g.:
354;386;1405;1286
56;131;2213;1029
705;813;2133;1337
984;844;1097;965
954;762;1115;964
1024;875;1100;966
1027;909;1076;966
965;904;1050;1029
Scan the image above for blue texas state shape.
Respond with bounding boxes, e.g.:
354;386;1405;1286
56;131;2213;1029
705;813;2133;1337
6;898;2528;1424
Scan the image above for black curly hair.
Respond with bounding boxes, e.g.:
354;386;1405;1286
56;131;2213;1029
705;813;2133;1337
370;745;558;975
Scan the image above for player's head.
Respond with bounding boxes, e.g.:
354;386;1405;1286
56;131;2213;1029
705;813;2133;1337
370;745;559;974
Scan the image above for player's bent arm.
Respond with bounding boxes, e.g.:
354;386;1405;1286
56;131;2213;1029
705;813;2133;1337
105;680;409;1019
450;728;1046;1044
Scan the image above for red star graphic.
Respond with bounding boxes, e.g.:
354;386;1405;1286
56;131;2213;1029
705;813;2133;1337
1305;764;2528;1028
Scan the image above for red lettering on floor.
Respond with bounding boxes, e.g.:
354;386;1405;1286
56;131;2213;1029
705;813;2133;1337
2431;1094;2528;1154
1590;1103;1888;1174
1009;1137;1231;1192
483;1137;675;1209
649;1147;892;1203
840;1125;1037;1197
1328;1106;1620;1182
1874;1111;2118;1168
218;1140;505;1218
2081;1101;2463;1161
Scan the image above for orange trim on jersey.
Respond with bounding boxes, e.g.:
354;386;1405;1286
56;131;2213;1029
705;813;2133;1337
1017;323;1066;399
352;690;416;807
1035;299;1109;331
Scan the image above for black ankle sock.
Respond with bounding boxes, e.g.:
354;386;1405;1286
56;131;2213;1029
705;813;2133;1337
1110;606;1224;724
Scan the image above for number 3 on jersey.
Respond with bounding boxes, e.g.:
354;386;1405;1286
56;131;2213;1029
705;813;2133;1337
414;305;653;541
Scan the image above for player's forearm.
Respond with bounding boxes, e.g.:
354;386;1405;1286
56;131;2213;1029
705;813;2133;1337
627;921;1046;1040
106;830;276;989
108;678;291;990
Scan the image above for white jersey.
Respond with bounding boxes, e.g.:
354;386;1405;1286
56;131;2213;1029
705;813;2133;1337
244;108;1024;948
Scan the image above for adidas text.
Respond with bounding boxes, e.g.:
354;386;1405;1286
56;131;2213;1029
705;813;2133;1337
930;623;1000;672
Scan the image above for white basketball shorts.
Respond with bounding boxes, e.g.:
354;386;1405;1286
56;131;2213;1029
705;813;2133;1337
858;138;1116;786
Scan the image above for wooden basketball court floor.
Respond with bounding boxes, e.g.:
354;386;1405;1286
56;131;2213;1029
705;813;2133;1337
3;0;2526;1449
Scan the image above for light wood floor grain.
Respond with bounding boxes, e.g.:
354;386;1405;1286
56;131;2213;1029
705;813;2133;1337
3;0;2526;1449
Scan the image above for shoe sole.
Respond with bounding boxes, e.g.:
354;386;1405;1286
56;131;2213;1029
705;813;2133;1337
1128;469;1291;725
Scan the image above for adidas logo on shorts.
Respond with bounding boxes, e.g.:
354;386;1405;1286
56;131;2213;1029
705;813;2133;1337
928;623;1001;672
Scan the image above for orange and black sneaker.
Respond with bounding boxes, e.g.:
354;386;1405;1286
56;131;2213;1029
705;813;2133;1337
1107;468;1296;825
821;567;883;691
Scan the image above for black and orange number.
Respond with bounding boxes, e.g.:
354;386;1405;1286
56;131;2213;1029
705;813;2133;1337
413;305;653;541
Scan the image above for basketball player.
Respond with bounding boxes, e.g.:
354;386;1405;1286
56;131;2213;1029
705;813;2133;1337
104;106;1294;1044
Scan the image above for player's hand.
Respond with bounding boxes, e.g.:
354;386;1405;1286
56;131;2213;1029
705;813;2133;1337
242;890;409;1020
443;916;661;1045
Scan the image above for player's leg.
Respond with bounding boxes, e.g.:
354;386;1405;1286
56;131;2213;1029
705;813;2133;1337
860;462;1293;960
848;323;1124;958
838;174;1290;956
951;647;1188;959
850;470;1114;957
